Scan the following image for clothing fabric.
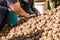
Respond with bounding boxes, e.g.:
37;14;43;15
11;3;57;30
0;0;8;26
6;0;17;5
0;0;7;7
0;0;20;5
0;6;8;25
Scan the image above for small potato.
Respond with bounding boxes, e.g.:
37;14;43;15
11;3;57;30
39;38;44;40
42;32;48;36
45;16;50;20
49;10;53;16
42;36;47;40
53;8;57;13
2;37;8;40
56;7;60;12
46;37;53;40
48;31;53;37
37;26;41;30
55;39;60;40
46;9;50;14
53;23;58;28
16;31;23;36
6;33;14;39
36;19;40;22
24;32;28;35
53;28;60;32
26;30;31;34
40;16;45;20
44;27;50;31
34;29;38;33
52;30;57;34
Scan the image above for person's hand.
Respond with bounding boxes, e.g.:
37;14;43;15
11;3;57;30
25;14;30;19
29;14;38;18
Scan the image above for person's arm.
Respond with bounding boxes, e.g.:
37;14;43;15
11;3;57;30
6;0;30;19
9;2;30;18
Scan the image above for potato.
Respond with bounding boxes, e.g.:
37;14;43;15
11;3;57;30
52;30;57;34
55;39;60;40
48;10;53;16
53;8;57;13
39;38;44;40
48;31;53;37
42;32;48;36
46;37;53;40
42;36;48;40
2;37;8;40
24;32;28;35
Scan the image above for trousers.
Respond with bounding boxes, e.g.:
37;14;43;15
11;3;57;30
0;6;8;31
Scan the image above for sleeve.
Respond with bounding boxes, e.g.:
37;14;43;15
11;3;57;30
6;0;17;5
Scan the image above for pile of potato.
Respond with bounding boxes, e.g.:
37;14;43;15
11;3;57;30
1;6;60;40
